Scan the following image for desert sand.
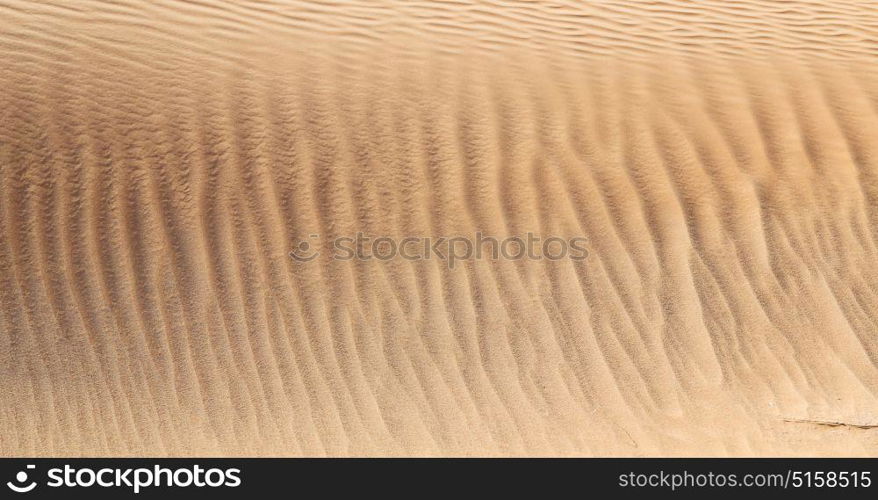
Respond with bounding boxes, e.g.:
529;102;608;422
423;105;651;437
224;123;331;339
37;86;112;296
1;0;878;456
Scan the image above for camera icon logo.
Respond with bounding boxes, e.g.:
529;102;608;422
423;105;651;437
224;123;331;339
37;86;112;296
289;234;321;262
7;465;37;493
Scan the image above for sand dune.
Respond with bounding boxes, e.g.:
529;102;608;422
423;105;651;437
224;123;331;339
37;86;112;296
1;1;878;456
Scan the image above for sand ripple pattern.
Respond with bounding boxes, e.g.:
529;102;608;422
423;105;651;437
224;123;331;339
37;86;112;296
1;0;877;61
1;1;878;455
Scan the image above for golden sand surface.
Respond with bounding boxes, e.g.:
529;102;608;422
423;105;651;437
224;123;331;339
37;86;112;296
1;1;878;455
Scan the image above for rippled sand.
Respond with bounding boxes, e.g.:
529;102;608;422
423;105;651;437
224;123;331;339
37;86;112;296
2;1;878;456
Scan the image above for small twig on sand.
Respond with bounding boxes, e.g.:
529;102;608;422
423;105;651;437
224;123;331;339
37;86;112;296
782;418;878;430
